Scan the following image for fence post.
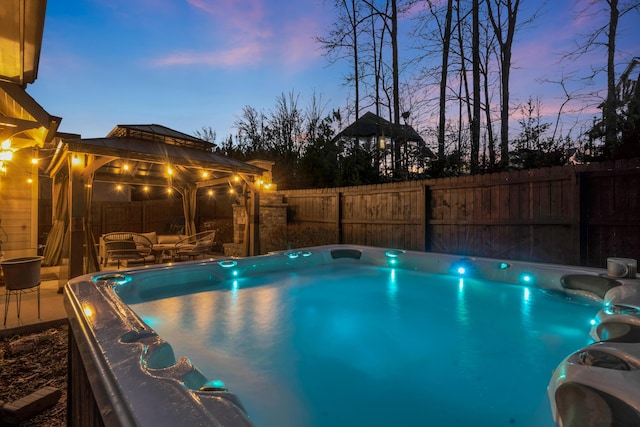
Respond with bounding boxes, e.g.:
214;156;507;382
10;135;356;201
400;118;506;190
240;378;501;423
571;168;583;266
423;184;431;252
336;191;343;244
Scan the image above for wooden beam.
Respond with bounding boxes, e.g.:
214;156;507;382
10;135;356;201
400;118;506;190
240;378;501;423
80;155;115;180
69;156;85;279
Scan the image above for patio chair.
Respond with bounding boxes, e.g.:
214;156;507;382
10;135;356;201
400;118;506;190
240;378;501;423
174;230;217;261
103;232;154;268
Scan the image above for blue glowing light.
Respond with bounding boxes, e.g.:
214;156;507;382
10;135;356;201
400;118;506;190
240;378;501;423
453;258;473;276
385;249;405;258
590;319;597;326
142;316;159;327
389;258;397;266
521;274;533;283
523;287;530;301
284;250;312;259
218;259;238;268
458;278;464;291
232;270;239;277
498;262;510;270
201;379;227;391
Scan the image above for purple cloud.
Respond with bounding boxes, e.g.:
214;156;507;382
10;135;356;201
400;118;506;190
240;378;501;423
151;0;324;70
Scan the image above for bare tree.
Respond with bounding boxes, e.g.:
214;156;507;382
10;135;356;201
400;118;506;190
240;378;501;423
234;106;267;153
471;0;481;173
318;0;364;119
566;0;640;156
267;91;304;160
486;0;521;168
480;18;499;169
193;126;217;146
420;0;455;159
304;91;329;143
455;0;473;155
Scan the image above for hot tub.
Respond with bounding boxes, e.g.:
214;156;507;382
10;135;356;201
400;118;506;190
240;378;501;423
64;245;640;427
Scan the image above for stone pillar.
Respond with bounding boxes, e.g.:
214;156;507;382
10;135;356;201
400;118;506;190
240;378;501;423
223;192;287;257
258;193;287;254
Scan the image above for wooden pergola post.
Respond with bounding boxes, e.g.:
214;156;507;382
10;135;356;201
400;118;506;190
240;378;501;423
68;153;86;279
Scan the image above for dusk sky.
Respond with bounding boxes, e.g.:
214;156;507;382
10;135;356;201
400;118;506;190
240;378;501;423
28;0;640;145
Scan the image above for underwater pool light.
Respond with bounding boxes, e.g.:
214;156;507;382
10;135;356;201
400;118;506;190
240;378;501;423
385;249;405;258
218;260;238;268
385;250;404;266
498;262;511;270
521;274;533;283
452;258;474;276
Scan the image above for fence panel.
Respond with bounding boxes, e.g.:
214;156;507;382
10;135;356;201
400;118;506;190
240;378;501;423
282;183;425;251
278;161;639;267
580;160;640;266
101;202;143;233
426;167;579;263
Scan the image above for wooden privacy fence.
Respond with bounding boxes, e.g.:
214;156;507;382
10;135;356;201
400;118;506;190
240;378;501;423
278;159;640;268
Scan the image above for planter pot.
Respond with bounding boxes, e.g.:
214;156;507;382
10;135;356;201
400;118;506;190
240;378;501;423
1;256;43;325
1;256;43;290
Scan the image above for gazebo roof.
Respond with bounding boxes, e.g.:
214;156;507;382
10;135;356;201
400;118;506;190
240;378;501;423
46;124;264;189
334;111;425;143
107;124;214;151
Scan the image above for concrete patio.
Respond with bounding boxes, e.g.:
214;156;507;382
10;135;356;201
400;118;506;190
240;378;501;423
1;266;66;337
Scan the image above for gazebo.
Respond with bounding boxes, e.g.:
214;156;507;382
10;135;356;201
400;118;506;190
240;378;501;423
333;111;429;149
43;124;266;280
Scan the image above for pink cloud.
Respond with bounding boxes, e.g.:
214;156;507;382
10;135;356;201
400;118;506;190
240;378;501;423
153;42;265;67
187;0;272;40
152;0;325;71
278;17;323;67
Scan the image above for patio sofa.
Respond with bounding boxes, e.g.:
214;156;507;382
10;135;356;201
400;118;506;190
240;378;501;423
99;231;186;267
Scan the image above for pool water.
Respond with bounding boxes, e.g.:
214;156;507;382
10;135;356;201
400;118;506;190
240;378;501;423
130;264;599;427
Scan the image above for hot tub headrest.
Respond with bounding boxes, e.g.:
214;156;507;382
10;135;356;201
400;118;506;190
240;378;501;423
331;248;362;260
561;274;622;299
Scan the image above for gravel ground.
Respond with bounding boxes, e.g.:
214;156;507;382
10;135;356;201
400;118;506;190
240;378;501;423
0;324;67;426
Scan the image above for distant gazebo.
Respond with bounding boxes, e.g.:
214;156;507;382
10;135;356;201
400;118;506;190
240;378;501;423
43;124;266;279
333;112;435;177
334;112;431;152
